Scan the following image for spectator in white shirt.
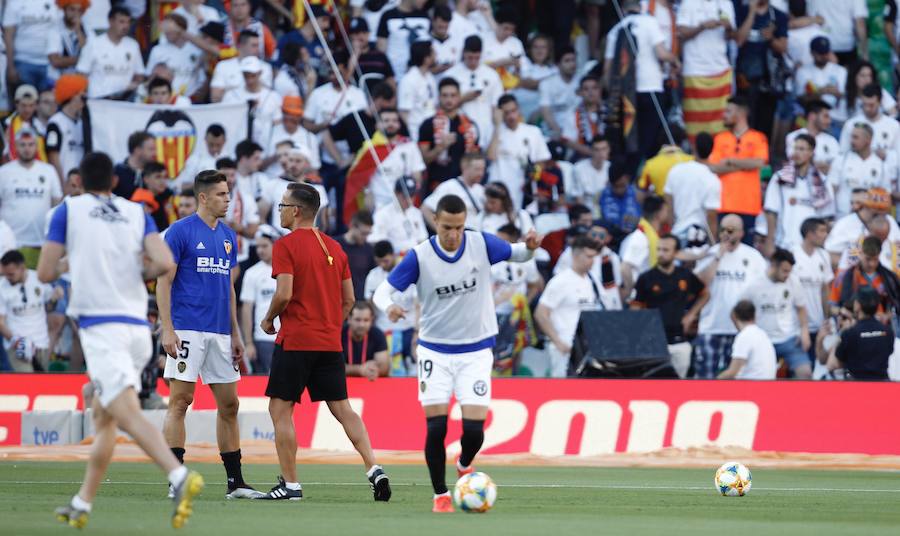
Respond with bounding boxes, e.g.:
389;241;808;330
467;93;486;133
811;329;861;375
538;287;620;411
716;300;777;380
262;95;320;177
45;74;88;183
76;7;144;99
603;0;680;162
0;250;57;372
553;222;625;310
570;136;610;217
239;227;280;373
2;0;61;90
830;122;894;218
445;35;504;146
363;240;419;375
740;248;812;378
223;56;282;149
0;127;62;267
177;123;227;189
145;12;205;100
512;34;557;123
839;83;900;158
376;0;430;79
476;182;535;235
693;214;768;378
808;0;868;66
794;37;847;114
786;99;840;175
422;151;486;229
367;108;425;209
259;147;329;234
764;133;835;252
144;76;192;107
539;45;579;144
210;29;273;102
664;132;721;247
790;217;833;365
535;236;603;377
481;8;525;77
487;94;552;209
47;0;90;82
172;0;223;38
397;41;437;142
430;5;461;76
368;176;428;253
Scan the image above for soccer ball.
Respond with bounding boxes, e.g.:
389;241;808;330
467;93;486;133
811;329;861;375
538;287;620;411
714;462;752;497
453;472;497;513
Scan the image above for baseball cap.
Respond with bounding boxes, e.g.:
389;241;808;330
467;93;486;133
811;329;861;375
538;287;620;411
348;17;369;34
14;84;38;102
394;176;417;195
865;187;892;212
14;125;38;141
240;56;264;73
282;95;304;116
810;36;830;55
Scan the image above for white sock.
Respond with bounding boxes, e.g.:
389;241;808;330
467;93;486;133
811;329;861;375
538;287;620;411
433;492;451;499
366;465;382;478
284;481;301;491
168;466;188;487
71;494;92;513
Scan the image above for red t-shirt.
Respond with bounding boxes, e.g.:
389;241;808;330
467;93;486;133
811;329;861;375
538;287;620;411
271;228;350;351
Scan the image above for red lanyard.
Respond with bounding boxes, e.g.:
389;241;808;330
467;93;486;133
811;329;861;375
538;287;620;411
346;330;368;364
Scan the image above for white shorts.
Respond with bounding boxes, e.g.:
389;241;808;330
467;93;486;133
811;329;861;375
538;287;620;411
416;345;493;407
79;323;152;408
163;329;240;384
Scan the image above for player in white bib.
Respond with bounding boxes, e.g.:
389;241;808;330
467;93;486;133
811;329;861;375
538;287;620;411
373;194;540;513
38;152;203;529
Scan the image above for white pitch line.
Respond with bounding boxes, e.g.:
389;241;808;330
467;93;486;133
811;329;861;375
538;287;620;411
2;481;900;493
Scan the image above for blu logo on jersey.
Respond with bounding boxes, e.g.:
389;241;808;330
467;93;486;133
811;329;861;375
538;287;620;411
435;277;477;299
196;257;231;275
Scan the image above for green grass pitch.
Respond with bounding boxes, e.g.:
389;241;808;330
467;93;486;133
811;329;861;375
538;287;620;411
2;462;899;535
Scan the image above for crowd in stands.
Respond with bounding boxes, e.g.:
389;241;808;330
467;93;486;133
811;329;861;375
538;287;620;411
1;0;900;386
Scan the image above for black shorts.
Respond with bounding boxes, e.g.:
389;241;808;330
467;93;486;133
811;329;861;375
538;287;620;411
265;346;348;403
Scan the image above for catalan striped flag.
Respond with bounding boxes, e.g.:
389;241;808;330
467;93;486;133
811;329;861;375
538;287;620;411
343;131;391;225
682;69;733;140
155;134;196;179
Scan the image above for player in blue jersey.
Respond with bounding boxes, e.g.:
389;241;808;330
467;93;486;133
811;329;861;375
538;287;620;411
373;194;541;512
157;170;264;499
38;152;204;529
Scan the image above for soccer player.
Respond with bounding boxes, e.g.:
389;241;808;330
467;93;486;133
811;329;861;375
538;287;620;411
372;194;541;512
38;152;203;529
259;182;391;501
157;170;264;499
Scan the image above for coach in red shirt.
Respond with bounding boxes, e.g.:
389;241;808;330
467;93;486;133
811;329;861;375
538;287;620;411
258;182;391;501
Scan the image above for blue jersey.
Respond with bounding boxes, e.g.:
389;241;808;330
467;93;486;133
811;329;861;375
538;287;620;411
164;214;238;335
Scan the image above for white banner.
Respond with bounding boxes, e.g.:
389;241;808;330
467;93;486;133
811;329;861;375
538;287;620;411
87;99;248;180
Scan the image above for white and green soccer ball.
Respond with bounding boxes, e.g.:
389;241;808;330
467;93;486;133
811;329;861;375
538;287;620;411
454;472;497;513
714;462;752;497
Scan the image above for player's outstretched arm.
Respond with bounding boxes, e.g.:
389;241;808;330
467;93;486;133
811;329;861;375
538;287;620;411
372;280;407;322
143;233;176;280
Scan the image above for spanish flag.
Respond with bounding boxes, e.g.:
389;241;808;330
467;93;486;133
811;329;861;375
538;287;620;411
291;0;345;29
343;131;391;225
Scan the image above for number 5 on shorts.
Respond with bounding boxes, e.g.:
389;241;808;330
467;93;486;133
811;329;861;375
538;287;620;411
179;340;190;359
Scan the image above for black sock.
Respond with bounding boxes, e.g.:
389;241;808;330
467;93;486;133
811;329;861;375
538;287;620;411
221;449;245;490
425;416;448;495
171;447;185;465
459;419;485;468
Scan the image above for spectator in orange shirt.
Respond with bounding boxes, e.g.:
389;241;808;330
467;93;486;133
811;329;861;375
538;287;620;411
709;96;769;246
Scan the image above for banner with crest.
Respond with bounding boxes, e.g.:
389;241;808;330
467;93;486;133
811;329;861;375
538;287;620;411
88;100;249;179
